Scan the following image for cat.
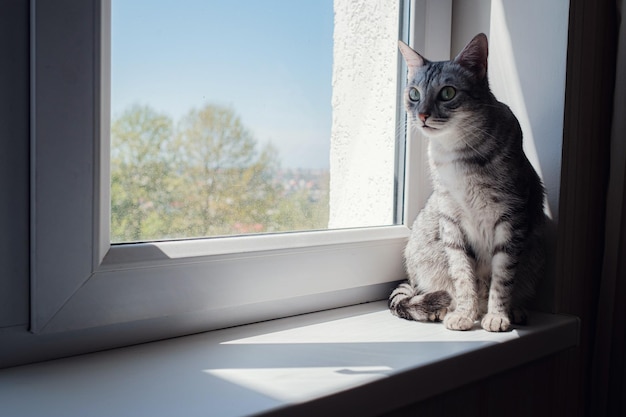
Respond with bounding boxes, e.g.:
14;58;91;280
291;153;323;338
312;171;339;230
389;33;546;332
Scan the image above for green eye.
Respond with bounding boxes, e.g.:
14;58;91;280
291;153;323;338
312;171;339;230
439;86;456;101
408;87;420;102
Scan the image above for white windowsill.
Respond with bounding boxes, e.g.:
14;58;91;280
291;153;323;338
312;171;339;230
0;301;578;417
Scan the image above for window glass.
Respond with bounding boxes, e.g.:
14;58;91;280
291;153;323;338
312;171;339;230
110;0;401;243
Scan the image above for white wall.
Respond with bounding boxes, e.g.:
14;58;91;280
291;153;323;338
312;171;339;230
329;0;400;228
488;0;569;218
451;0;491;55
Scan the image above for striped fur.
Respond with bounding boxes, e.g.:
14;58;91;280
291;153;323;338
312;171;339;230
391;34;546;332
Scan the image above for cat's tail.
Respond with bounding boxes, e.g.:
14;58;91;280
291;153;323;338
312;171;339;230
388;281;452;322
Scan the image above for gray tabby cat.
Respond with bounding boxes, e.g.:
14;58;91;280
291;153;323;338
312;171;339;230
389;33;546;332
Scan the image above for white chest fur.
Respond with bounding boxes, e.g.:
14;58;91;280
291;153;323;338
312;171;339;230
430;151;502;261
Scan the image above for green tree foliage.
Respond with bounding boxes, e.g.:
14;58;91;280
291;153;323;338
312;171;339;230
111;105;175;242
110;103;329;243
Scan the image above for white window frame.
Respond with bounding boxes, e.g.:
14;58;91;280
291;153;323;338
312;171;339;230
30;0;451;335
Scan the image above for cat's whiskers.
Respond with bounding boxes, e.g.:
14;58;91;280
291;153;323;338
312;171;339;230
448;118;493;161
476;102;502;109
461;137;488;161
455;114;499;141
394;118;414;140
399;108;500;165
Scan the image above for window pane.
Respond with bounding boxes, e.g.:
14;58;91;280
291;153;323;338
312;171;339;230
110;0;402;243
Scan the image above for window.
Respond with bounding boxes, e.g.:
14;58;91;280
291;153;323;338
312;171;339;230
110;1;338;242
30;0;421;334
108;1;407;244
28;0;568;360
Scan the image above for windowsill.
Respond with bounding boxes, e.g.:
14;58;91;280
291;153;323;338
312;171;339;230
0;301;578;417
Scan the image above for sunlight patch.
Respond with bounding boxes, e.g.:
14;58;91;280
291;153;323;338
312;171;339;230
204;366;393;402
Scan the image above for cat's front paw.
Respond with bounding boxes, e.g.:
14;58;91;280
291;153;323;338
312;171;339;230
481;313;511;332
444;312;475;331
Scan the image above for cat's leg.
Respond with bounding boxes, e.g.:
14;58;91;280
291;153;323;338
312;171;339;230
507;223;546;327
475;263;491;319
397;200;454;322
389;282;451;322
481;221;521;332
439;216;479;331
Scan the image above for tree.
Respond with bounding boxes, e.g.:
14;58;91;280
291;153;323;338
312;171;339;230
110;103;285;242
110;103;331;243
110;104;176;242
270;169;330;231
168;104;282;237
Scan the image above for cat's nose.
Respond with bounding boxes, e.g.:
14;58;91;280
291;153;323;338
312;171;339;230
418;113;430;123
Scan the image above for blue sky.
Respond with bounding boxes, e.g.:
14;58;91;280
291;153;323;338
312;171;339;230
111;0;334;169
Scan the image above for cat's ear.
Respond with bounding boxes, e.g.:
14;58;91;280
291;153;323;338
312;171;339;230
398;40;427;77
454;33;488;80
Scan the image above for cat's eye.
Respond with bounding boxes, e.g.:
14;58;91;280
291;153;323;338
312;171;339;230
439;86;456;101
408;87;421;102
